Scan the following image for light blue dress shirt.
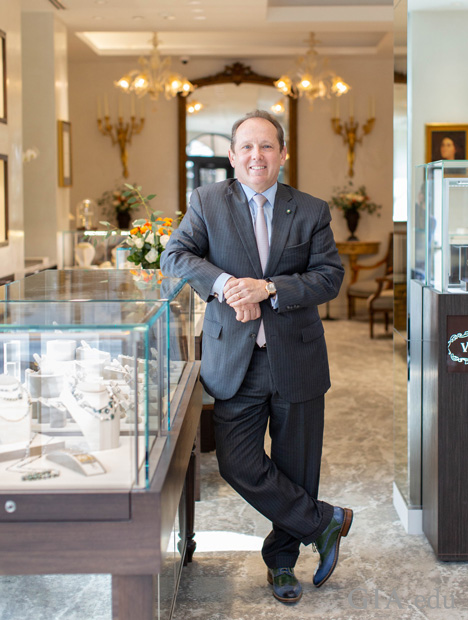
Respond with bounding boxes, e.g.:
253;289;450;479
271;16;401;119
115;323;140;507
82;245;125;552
211;182;278;303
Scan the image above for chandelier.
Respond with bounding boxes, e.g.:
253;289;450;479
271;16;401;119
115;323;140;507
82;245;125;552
114;34;194;101
274;34;350;105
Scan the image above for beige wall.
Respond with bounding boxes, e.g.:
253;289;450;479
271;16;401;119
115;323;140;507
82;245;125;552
22;13;69;263
69;53;393;314
0;0;24;279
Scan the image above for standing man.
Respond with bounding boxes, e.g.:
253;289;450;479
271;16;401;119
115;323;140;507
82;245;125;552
161;110;352;604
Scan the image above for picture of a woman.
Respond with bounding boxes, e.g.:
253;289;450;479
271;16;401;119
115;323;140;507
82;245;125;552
426;125;468;162
439;136;458;160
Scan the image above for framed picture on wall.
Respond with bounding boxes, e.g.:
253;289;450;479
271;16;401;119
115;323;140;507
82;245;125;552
58;120;72;187
426;124;468;163
0;155;8;247
0;30;6;124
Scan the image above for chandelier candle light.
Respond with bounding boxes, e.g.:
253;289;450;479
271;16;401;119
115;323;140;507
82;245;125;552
114;33;194;101
274;33;350;106
97;94;144;178
331;95;376;177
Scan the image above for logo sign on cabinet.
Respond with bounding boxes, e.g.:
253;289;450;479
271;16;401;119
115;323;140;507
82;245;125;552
447;316;468;372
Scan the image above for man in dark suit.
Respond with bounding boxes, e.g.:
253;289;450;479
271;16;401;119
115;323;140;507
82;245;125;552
161;110;353;604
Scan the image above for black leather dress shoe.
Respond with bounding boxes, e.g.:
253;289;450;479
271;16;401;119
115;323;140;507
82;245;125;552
267;567;303;603
313;506;353;587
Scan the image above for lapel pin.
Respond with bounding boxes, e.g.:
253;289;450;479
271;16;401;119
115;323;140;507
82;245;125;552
286;209;291;214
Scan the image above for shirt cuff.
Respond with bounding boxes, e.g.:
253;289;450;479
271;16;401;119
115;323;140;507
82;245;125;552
211;273;233;302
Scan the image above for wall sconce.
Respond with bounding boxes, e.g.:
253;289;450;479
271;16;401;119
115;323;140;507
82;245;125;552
331;96;375;177
97;95;145;178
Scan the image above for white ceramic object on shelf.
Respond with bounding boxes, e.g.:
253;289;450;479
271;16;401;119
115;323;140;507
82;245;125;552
74;242;96;268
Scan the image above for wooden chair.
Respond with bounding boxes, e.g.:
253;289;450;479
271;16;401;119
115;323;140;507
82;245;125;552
347;232;393;319
367;275;393;338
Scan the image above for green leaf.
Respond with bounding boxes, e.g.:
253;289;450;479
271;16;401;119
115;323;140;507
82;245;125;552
127;196;139;204
124;183;134;190
132;219;147;226
99;221;111;227
146;194;156;201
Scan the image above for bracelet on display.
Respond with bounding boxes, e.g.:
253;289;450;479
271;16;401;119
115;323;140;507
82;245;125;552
47;449;106;476
21;469;60;482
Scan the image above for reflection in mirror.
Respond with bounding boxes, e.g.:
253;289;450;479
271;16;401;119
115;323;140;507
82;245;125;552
185;83;289;209
178;63;297;214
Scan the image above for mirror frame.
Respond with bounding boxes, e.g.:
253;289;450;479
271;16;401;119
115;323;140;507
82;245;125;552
178;62;297;214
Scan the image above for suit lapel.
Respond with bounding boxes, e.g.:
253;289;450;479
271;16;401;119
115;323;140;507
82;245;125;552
226;181;263;277
266;184;297;276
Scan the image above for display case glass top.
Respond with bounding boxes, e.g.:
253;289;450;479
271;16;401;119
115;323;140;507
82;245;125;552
0;270;194;494
1;269;184;303
414;161;468;293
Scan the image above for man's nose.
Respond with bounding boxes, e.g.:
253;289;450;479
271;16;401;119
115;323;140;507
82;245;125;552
252;145;262;158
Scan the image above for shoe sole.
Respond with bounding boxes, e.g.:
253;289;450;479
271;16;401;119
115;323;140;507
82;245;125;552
314;507;353;588
267;571;303;604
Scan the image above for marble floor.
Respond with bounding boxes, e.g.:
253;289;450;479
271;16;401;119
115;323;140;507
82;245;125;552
1;318;468;619
173;319;468;620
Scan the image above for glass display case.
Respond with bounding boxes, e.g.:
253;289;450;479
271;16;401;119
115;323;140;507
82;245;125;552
57;230;130;269
0;270;194;493
415;161;468;293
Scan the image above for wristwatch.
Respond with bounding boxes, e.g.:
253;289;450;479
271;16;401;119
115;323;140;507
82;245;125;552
265;279;277;298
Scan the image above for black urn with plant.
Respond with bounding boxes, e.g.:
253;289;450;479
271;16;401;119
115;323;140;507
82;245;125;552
97;183;140;229
329;182;381;241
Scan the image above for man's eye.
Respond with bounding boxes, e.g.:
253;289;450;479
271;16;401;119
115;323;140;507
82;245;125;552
263;145;273;149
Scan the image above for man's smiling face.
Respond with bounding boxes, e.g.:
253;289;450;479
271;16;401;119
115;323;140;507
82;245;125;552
228;117;287;193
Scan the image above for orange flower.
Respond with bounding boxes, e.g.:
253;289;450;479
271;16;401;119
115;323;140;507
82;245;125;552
130;227;139;235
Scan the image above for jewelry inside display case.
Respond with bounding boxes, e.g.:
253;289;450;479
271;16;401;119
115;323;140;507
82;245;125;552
0;270;195;492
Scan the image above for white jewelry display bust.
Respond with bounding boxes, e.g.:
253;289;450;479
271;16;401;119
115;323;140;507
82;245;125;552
74;242;96;267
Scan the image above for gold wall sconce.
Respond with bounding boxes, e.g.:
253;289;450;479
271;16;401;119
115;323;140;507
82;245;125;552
97;95;145;178
331;97;375;177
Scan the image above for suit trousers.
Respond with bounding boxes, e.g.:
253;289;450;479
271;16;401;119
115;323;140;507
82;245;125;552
213;347;334;569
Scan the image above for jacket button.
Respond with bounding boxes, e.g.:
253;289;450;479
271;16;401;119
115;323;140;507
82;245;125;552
250;333;256;339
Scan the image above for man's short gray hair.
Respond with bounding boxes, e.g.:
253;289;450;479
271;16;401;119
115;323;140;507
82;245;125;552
230;110;285;151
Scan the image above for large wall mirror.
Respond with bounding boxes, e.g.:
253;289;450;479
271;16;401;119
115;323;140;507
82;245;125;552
178;63;297;213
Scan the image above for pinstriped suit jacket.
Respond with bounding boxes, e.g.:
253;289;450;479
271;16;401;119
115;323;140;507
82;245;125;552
160;179;344;403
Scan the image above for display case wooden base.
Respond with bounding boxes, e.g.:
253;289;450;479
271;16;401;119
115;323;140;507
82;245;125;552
0;362;202;620
422;288;468;560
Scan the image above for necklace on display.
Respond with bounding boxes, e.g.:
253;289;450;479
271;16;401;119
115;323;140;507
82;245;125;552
0;383;31;423
72;385;115;421
6;434;61;482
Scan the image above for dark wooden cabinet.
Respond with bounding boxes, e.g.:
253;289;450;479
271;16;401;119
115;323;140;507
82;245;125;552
422;288;468;560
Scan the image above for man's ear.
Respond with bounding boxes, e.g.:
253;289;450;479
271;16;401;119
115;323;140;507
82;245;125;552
228;148;235;167
280;146;287;166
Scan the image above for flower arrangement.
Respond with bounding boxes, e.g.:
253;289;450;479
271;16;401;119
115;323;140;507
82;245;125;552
101;183;176;270
126;215;174;269
329;182;381;216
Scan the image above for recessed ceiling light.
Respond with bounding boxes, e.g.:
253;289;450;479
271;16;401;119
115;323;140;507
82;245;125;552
92;15;105;20
94;0;108;4
194;15;206;20
132;15;145;20
187;1;201;4
192;7;204;12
